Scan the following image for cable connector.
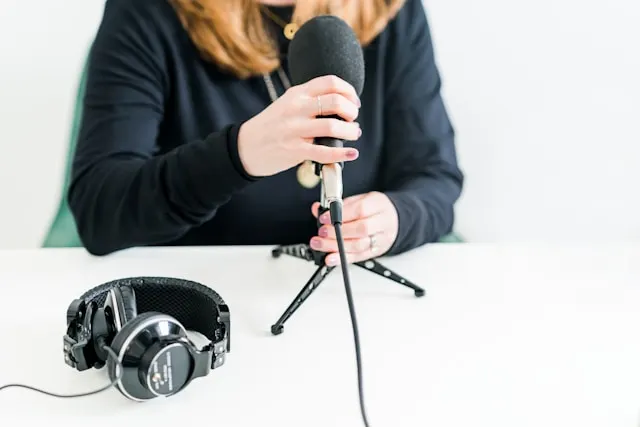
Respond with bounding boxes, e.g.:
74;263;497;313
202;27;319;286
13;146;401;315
329;200;343;225
321;163;343;205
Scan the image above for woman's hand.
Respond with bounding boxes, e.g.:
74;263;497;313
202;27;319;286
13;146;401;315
237;75;361;177
310;191;399;266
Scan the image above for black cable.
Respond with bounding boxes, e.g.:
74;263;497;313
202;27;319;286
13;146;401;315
330;200;371;427
0;345;122;398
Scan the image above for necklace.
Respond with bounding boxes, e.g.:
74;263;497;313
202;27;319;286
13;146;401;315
263;69;321;189
260;6;298;40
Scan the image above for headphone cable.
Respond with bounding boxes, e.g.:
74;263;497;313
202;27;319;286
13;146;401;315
0;344;122;398
330;200;371;427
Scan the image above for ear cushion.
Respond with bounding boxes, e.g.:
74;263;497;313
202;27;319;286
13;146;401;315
113;285;138;326
106;312;165;384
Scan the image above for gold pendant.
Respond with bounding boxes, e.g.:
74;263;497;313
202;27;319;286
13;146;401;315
284;23;298;40
296;160;320;189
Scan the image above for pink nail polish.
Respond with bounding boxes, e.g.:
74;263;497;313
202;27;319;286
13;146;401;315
327;255;338;266
320;213;330;224
319;227;328;237
346;149;359;160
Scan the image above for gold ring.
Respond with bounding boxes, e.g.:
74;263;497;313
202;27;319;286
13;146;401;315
317;96;323;117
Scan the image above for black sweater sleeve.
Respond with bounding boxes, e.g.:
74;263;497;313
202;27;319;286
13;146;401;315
67;2;253;256
381;0;464;255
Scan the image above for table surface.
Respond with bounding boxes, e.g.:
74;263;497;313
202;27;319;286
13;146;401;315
0;243;639;426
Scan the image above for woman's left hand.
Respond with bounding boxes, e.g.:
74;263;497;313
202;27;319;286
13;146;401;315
310;191;398;266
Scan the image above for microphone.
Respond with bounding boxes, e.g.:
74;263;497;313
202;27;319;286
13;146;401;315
287;15;371;427
287;14;366;224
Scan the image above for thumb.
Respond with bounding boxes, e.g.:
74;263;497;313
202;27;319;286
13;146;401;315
303;145;359;165
311;201;321;217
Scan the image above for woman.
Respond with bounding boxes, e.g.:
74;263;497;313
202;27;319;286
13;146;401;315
68;0;464;265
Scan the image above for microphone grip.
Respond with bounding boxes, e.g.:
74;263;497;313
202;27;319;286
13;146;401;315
314;113;346;167
313;136;344;174
314;136;343;149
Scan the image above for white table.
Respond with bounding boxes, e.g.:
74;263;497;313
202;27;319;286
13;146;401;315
1;244;639;426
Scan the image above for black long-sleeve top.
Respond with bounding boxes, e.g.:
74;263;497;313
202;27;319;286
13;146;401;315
68;0;464;256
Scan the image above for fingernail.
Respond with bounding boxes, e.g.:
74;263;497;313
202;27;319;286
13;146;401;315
356;97;361;107
346;149;359;160
326;255;339;266
320;213;330;224
310;238;322;250
357;127;362;137
319;227;328;237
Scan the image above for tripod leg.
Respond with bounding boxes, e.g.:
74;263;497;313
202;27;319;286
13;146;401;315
271;243;327;266
271;264;335;335
355;258;425;297
271;244;315;261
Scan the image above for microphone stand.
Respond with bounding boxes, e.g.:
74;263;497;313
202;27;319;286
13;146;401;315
270;162;425;336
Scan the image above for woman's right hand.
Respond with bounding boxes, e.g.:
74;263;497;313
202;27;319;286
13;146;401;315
237;75;362;177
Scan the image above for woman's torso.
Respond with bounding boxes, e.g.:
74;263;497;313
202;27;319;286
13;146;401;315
148;2;391;247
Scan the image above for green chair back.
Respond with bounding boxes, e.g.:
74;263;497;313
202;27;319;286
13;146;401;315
42;61;87;248
439;232;463;243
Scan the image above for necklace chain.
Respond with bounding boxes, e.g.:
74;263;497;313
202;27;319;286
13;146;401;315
261;6;289;29
261;6;298;40
263;68;291;103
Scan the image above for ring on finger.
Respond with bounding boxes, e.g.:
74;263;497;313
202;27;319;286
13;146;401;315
369;234;379;253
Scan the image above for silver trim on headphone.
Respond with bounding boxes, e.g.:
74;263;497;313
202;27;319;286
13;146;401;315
108;289;123;331
115;315;185;402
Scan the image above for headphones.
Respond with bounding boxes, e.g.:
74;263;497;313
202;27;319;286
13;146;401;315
62;277;230;401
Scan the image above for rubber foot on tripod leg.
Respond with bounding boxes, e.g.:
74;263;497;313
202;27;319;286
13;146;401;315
271;324;284;335
271;248;282;258
414;289;425;297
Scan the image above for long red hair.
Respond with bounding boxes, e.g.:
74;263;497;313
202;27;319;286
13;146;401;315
169;0;406;78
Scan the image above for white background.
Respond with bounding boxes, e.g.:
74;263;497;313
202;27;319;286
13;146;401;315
0;0;638;249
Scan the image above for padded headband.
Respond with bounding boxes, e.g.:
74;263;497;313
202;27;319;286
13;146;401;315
79;277;229;346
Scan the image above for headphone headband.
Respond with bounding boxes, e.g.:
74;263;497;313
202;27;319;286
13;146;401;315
75;277;230;350
65;277;230;371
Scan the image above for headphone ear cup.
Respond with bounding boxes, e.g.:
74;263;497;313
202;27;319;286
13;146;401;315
107;312;189;401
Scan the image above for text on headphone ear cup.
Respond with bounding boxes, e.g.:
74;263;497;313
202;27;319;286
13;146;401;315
107;312;190;402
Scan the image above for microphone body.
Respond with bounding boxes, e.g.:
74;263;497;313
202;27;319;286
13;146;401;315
287;14;365;226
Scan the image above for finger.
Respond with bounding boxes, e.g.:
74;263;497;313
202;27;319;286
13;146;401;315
302;118;361;141
302;144;359;166
311;201;321;217
300;75;360;107
311;193;367;218
343;193;369;206
324;250;374;267
318;214;387;239
316;192;381;225
308;93;359;122
339;192;387;223
310;235;371;254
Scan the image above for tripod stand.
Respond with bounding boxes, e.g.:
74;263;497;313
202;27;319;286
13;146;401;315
269;169;425;336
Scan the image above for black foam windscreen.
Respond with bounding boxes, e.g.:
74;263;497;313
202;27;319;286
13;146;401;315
288;15;365;96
